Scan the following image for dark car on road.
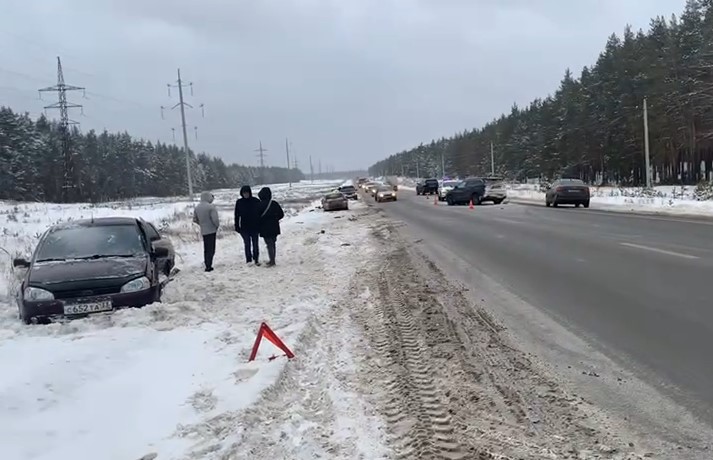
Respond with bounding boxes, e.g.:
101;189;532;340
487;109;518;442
416;178;439;195
545;179;590;208
445;177;486;205
12;217;173;324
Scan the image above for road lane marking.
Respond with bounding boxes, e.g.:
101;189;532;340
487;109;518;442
619;242;700;260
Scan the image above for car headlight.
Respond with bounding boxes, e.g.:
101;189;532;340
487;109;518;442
121;276;151;293
24;286;54;301
378;193;384;197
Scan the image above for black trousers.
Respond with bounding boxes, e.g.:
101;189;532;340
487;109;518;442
240;231;260;263
263;236;277;263
203;232;217;269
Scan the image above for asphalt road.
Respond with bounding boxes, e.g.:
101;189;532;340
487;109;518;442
374;190;713;426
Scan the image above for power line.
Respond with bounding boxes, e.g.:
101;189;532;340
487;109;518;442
38;56;85;203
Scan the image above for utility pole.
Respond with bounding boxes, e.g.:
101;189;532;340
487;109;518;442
39;57;85;203
416;158;420;179
441;151;445;179
285;138;291;188
490;141;495;176
255;141;268;184
163;68;202;198
643;97;651;188
318;159;322;177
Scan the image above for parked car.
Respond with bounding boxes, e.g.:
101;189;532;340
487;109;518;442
375;185;397;202
12;217;173;324
338;184;358;200
416;178;440;195
482;177;507;204
356;178;369;188
140;219;176;276
445;177;486;205
322;191;349;211
545;179;590;208
438;180;460;201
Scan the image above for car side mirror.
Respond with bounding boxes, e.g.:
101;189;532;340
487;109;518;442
152;246;169;258
13;258;30;268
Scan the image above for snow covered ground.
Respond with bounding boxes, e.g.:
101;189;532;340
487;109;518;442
0;180;389;460
506;183;713;216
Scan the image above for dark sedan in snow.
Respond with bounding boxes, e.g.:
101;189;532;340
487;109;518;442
545;179;590;208
12;217;174;324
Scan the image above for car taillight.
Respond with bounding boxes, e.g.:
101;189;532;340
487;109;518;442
556;186;564;192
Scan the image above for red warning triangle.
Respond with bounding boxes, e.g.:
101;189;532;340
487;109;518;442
248;322;296;362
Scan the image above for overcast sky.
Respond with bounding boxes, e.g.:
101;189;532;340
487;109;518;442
0;0;685;171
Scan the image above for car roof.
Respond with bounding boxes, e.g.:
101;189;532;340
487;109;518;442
52;217;140;231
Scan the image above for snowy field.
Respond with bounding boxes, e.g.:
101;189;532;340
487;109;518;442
0;180;390;460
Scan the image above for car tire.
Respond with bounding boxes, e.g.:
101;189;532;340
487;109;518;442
446;196;454;206
546;200;551;207
575;203;581;208
583;201;590;208
552;200;559;207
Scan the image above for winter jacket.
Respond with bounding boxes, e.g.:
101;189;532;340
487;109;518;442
193;191;220;235
234;185;261;234
256;187;285;238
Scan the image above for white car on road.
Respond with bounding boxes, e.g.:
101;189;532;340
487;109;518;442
438;180;461;201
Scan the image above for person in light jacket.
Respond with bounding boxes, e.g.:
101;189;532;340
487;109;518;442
256;187;285;267
234;185;261;265
193;191;220;272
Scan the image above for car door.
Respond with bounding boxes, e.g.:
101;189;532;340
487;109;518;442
140;221;172;275
465;179;485;199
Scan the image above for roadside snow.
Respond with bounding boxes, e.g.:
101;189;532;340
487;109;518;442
507;183;713;216
0;181;388;460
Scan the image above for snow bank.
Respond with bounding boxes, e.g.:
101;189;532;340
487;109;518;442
0;180;381;460
507;183;713;216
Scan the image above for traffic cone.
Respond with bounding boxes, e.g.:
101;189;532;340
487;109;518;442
469;199;474;209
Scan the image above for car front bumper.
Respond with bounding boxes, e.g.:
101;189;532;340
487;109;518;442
21;287;157;320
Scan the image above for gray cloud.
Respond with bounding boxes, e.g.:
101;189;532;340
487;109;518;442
0;0;684;171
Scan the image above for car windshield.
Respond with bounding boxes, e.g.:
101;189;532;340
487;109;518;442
35;224;145;262
562;179;585;185
443;181;459;187
341;186;356;192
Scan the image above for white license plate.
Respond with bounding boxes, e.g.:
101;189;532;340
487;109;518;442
64;300;113;315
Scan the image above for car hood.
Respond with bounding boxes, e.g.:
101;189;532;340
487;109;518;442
29;257;147;286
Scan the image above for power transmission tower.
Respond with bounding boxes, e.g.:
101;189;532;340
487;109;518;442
39;56;85;203
309;155;314;183
162;68;203;198
285;138;292;188
255;141;268;183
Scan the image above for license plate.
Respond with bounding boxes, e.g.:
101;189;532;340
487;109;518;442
64;300;113;315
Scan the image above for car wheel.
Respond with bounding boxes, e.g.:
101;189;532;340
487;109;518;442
575;203;581;208
552;200;559;208
545;199;551;207
18;307;32;325
583;201;590;208
446;196;454;206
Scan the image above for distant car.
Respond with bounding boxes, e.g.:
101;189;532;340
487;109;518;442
482;177;507;204
12;217;172;324
356;178;369;189
374;185;397;202
365;182;381;197
416;178;439;195
322;191;349;211
545;179;590;208
445;177;486;205
438;180;460;201
338;185;358;200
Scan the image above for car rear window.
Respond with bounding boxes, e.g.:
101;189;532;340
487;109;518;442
36;224;145;262
326;192;344;199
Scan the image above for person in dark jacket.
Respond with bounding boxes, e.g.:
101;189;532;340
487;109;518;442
256;187;285;267
235;185;261;265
